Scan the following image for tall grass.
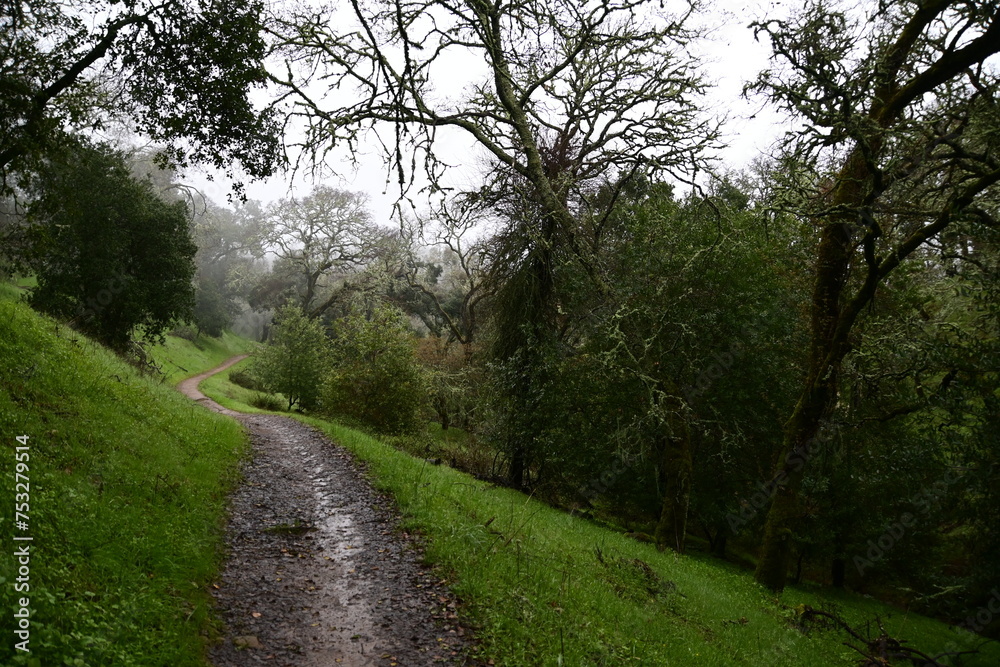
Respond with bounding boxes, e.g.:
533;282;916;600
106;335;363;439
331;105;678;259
0;294;247;666
298;418;997;665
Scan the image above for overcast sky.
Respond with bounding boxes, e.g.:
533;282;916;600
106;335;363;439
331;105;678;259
187;0;791;223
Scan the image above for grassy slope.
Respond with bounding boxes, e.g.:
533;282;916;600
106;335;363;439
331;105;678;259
0;285;248;666
147;330;257;386
197;356;276;414
197;364;998;666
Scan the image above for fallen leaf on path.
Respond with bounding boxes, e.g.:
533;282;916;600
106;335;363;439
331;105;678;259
234;635;263;650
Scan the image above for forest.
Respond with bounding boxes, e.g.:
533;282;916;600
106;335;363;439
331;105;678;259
2;0;999;657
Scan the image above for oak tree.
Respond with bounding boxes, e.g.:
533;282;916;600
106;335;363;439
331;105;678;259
15;138;197;351
269;0;717;500
749;0;1000;592
261;186;382;318
1;0;280;191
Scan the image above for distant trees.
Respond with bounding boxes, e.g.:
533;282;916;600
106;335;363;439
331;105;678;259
396;202;489;353
1;0;281;348
191;201;269;336
9;138;196;351
256;187;382;318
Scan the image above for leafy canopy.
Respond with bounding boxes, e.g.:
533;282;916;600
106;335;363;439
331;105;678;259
14;138;197;351
0;0;281;192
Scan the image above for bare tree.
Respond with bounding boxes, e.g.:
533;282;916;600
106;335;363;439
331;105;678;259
267;0;716;216
399;199;490;353
268;0;718;500
263;186;382;318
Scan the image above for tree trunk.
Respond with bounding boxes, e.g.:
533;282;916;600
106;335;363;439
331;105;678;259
750;0;1000;594
755;149;867;592
509;444;526;491
654;402;692;553
755;370;847;590
792;549;806;585
832;557;846;588
712;532;728;559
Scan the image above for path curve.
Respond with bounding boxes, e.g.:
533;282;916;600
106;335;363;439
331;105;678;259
176;354;248;416
179;356;476;666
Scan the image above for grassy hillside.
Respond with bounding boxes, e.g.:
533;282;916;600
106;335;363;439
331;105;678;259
147;329;257;385
0;288;248;666
198;366;999;666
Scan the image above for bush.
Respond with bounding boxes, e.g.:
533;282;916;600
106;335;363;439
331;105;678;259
250;392;284;411
322;304;428;434
253;304;327;410
229;368;264;391
170;324;198;341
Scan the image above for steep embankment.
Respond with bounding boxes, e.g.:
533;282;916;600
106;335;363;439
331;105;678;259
0;288;248;666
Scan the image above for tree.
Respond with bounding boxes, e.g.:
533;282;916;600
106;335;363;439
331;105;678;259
261;186;382;318
253;304;327;410
191;201;269;336
270;0;716;491
748;0;1000;592
192;276;231;337
397;200;490;354
322;304;428;434
0;0;280;191
270;0;716;492
12;138;196;351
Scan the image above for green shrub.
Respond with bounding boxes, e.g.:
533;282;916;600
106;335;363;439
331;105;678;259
170;324;198;341
229;367;264;391
250;392;284;411
253;304;327;410
322;304;428;434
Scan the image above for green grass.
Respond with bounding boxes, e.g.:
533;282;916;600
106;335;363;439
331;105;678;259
195;369;998;665
146;330;257;385
0;281;24;300
0;294;248;666
196;356;284;414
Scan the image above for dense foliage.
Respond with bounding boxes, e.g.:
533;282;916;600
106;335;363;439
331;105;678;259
11;139;196;351
251;304;327;410
0;0;280;191
323;304;428;435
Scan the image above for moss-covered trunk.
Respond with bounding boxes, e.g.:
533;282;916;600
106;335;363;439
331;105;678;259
754;150;865;592
654;395;692;553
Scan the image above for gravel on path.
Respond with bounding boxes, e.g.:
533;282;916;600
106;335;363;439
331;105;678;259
178;360;479;666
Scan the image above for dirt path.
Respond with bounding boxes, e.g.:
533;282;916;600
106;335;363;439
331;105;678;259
177;354;248;417
178;357;476;666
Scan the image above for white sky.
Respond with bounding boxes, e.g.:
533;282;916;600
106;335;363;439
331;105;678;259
185;0;791;223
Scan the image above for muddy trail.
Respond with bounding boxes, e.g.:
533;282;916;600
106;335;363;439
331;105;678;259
179;358;477;666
